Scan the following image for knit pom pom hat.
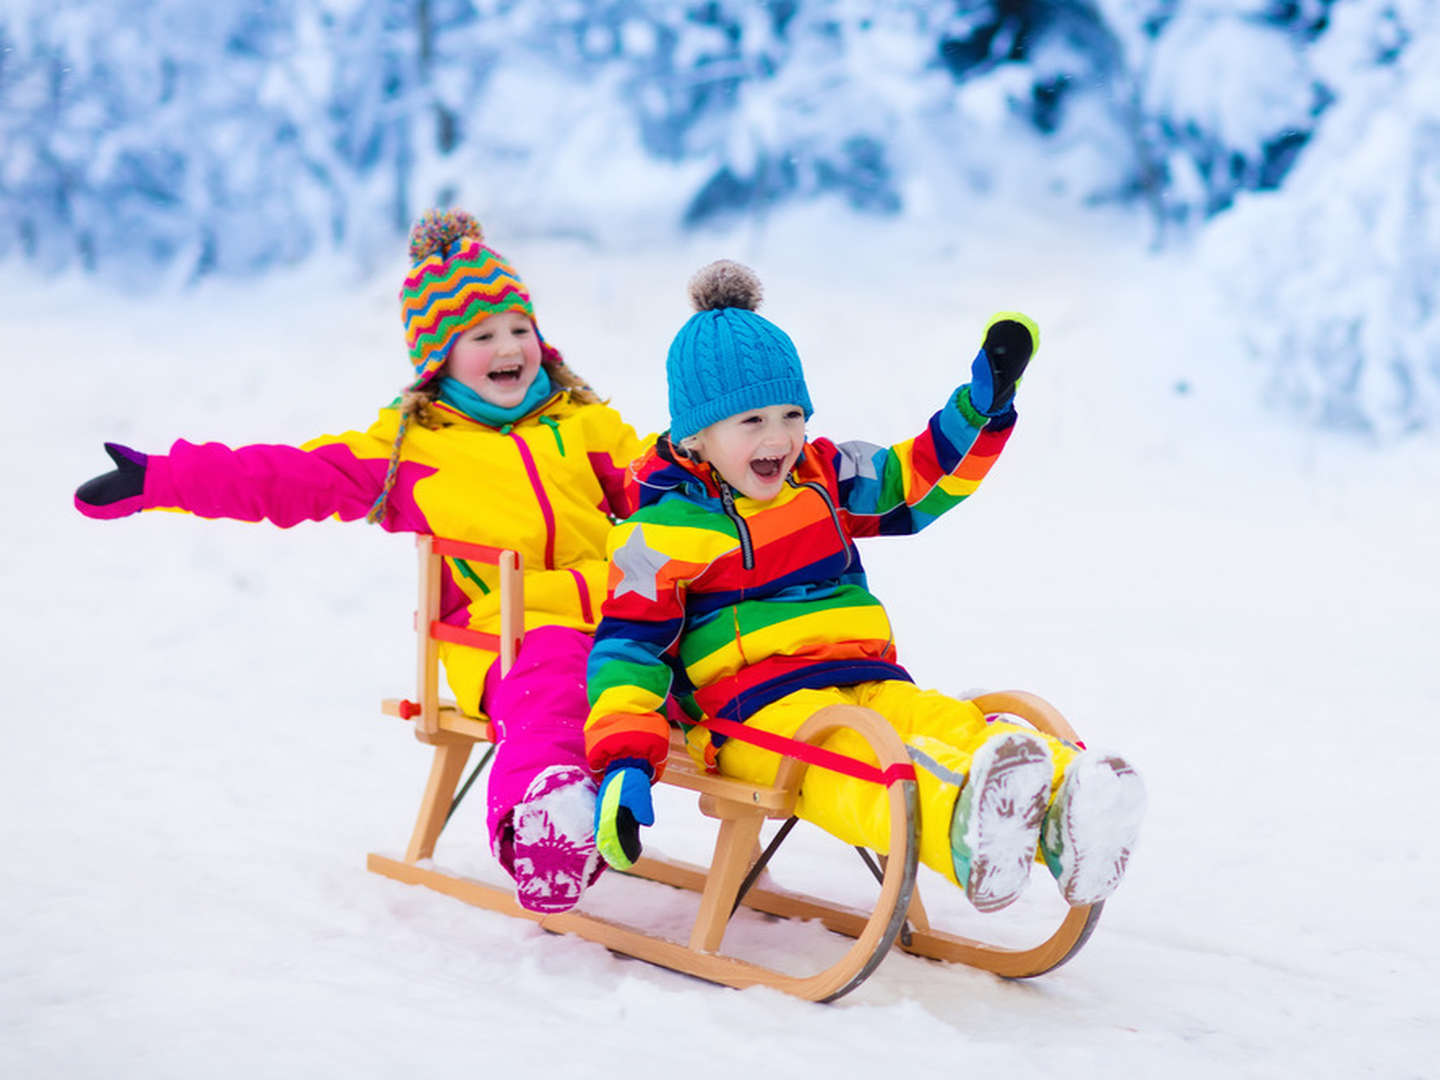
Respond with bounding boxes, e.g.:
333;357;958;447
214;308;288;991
666;260;813;444
399;209;538;390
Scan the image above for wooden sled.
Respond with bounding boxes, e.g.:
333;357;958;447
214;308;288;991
368;535;1103;1001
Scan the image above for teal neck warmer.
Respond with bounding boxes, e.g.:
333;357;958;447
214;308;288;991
436;367;553;428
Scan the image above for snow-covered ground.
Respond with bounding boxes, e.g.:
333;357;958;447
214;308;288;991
4;209;1437;1078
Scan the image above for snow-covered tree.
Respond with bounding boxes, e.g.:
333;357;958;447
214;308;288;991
0;0;1352;270
0;0;494;282
1202;0;1440;437
0;0;327;283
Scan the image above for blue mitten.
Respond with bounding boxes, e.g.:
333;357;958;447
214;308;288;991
967;312;1040;417
594;759;655;871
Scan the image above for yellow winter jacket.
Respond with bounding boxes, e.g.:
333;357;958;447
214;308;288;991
133;390;651;711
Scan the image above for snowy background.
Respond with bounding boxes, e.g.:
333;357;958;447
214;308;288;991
5;0;1439;435
3;1;1439;1077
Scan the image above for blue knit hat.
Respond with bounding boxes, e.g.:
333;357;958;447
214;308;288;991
666;261;813;444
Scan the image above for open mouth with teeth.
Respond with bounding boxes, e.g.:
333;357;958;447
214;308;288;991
750;456;785;480
488;363;525;386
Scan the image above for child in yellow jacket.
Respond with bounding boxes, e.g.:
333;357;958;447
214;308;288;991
585;261;1145;913
75;210;651;914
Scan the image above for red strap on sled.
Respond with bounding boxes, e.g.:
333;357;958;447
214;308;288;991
701;716;916;787
430;537;511;564
429;621;502;653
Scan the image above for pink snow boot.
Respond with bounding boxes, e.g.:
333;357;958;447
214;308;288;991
507;765;603;914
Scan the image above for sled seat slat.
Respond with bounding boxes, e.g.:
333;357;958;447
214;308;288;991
381;695;793;814
658;741;795;814
381;697;493;741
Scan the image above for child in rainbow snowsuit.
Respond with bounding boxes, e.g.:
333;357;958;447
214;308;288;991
75;210;651;915
585;261;1146;913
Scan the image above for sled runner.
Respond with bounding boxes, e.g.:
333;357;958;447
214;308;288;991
368;535;1103;1001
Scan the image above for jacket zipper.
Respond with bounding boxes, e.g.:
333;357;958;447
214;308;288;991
715;476;755;570
538;415;566;455
508;432;556;569
788;475;853;572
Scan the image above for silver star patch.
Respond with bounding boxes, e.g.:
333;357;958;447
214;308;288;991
612;525;669;602
836;440;882;483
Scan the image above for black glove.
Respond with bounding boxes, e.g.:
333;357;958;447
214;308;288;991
75;442;149;519
968;313;1040;416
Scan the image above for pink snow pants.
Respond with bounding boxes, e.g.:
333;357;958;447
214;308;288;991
481;625;595;876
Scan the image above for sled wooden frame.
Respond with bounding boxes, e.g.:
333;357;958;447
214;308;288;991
368;534;1103;1001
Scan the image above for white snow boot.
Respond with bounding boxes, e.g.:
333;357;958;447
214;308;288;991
1041;751;1147;906
949;731;1053;913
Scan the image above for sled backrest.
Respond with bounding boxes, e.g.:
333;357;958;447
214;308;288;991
383;534;523;745
382;535;795;817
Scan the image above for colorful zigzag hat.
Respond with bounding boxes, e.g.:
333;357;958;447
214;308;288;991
400;209;537;389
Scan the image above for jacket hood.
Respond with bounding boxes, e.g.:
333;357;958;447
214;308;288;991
627;435;718;509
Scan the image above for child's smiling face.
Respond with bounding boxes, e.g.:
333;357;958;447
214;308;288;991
445;309;543;407
686;404;807;501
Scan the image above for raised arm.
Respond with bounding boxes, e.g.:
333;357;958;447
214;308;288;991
825;313;1038;538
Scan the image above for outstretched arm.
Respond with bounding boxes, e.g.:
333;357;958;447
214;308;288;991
827;313;1039;538
74;419;434;532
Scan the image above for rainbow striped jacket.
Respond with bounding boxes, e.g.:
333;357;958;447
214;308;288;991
585;385;1016;776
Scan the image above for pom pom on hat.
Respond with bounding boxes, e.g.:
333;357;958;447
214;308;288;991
688;260;764;313
409;209;483;264
666;260;812;444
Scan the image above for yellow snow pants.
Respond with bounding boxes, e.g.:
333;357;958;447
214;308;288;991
714;681;1077;886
